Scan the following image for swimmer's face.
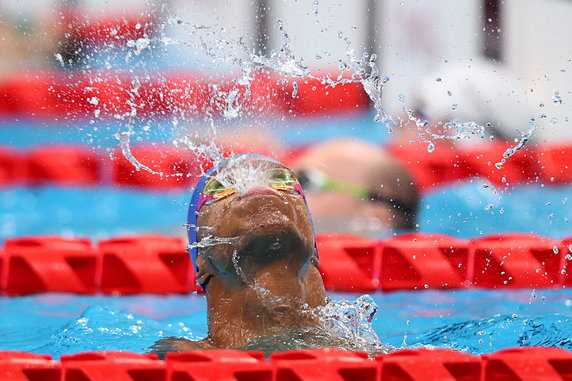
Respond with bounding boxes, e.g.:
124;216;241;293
196;156;316;288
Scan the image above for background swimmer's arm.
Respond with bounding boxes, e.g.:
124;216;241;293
148;337;216;358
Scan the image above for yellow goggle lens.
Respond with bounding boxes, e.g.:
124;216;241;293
267;168;298;190
204;178;236;199
213;187;236;199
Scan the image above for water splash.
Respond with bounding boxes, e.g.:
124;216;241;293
240;295;390;355
213;155;270;196
187;234;238;253
68;10;538;177
495;120;537;168
317;295;385;351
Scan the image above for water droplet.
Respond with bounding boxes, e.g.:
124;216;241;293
291;81;299;98
427;143;435;153
398;93;406;102
553;246;559;254
435;77;442;82
553;91;563;104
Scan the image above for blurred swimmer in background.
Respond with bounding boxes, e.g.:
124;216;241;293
399;58;541;145
292;138;419;238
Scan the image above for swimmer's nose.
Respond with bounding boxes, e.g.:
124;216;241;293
242;187;278;198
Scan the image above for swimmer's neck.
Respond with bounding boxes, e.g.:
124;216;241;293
204;261;326;349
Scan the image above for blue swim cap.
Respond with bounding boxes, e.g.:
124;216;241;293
187;153;316;287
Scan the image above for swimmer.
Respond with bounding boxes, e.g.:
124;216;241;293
152;154;326;353
293;138;419;238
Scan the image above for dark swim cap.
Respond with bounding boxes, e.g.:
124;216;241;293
187;153;316;286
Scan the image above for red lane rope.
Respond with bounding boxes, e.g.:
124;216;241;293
389;140;572;190
1;232;571;295
0;142;571;190
1;347;571;380
0;71;368;120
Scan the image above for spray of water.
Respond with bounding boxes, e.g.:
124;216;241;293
213;156;270;196
64;7;542;353
240;294;391;355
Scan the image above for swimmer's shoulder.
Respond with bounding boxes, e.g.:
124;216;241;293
148;337;216;358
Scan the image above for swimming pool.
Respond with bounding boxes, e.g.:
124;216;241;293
2;118;572;358
2;288;572;359
3;3;572;378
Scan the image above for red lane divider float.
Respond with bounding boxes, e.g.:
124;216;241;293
379;233;471;291
389;141;548;190
60;352;165;381
1;232;572;295
167;350;270;380
0;70;369;120
27;145;101;186
317;233;381;292
470;233;564;289
539;144;572;185
1;142;572;190
70;15;156;45
98;235;198;294
2;236;98;295
378;348;481;381
0;146;26;186
1;347;572;380
483;347;572;381
110;146;199;189
271;349;374;381
0;351;61;381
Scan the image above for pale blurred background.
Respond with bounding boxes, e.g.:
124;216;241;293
1;0;570;140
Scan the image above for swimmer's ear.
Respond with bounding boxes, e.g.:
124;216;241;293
196;254;214;286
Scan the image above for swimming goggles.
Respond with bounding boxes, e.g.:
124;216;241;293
295;168;415;216
196;167;305;211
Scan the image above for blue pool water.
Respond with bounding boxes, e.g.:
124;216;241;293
2;289;572;358
2;181;571;243
2;120;572;357
0;112;389;149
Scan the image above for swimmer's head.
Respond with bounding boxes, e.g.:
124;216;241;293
188;154;318;289
293;138;419;237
